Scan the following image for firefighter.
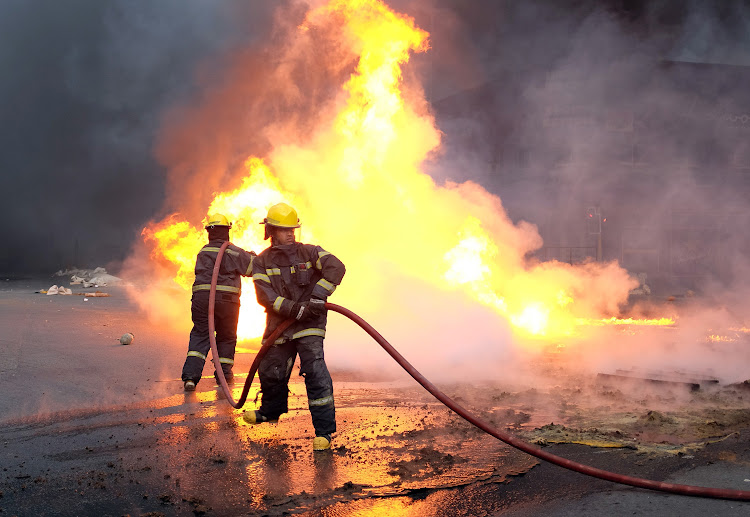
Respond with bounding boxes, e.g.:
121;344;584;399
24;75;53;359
182;214;256;391
244;203;345;451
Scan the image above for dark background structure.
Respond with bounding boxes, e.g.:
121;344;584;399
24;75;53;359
1;0;748;293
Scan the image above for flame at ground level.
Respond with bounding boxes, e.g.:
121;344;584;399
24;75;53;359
578;317;676;327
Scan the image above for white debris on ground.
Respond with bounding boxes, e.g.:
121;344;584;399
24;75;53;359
40;286;110;296
39;267;119;296
54;266;122;288
45;285;73;295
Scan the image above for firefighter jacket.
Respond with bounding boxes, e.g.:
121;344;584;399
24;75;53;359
252;242;345;343
191;239;256;298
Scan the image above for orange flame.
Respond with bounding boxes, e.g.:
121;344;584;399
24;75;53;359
138;0;673;345
577;317;676;327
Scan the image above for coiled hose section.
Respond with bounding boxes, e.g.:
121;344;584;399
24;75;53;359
207;241;750;501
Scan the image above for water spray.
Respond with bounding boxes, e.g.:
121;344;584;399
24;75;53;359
206;242;750;501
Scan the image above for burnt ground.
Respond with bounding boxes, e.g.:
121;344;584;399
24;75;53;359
2;279;750;516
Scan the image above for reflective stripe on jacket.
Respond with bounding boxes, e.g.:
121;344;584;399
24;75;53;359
253;242;345;342
191;239;256;295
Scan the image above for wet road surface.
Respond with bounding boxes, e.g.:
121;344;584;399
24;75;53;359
2;280;750;515
0;380;540;516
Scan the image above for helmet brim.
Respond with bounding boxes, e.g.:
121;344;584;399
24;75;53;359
259;218;300;229
265;223;300;229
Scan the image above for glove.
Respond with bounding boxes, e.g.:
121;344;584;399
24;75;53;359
291;302;310;321
290;299;326;320
308;298;326;317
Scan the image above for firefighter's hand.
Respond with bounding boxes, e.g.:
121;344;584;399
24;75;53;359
308;298;326;316
292;302;312;321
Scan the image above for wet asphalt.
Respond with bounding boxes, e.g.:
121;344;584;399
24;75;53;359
1;279;749;516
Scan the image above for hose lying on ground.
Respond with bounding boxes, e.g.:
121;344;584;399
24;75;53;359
207;243;750;501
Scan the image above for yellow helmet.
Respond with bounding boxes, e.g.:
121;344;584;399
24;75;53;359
263;203;300;228
205;213;232;229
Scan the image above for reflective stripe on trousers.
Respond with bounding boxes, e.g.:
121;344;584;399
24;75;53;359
181;291;240;383
258;335;335;436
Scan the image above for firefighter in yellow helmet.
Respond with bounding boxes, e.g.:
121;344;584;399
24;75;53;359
181;214;256;391
245;203;346;451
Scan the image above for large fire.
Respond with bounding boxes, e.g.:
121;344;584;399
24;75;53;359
140;0;674;345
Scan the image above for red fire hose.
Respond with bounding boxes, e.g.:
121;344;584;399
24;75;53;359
207;241;293;409
207;242;750;501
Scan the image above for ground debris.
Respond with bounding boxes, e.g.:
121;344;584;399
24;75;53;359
525;423;637;449
387;446;462;479
638;410;677;425
181;496;210;514
56;266;122;288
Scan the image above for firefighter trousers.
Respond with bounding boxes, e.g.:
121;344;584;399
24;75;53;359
181;291;240;384
258;335;336;436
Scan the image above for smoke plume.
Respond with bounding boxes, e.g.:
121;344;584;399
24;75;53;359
6;1;749;386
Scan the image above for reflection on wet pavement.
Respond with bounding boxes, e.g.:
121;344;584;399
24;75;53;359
0;376;538;516
5;364;750;516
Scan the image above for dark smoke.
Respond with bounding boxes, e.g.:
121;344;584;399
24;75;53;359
3;0;748;299
423;0;750;297
0;0;276;276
